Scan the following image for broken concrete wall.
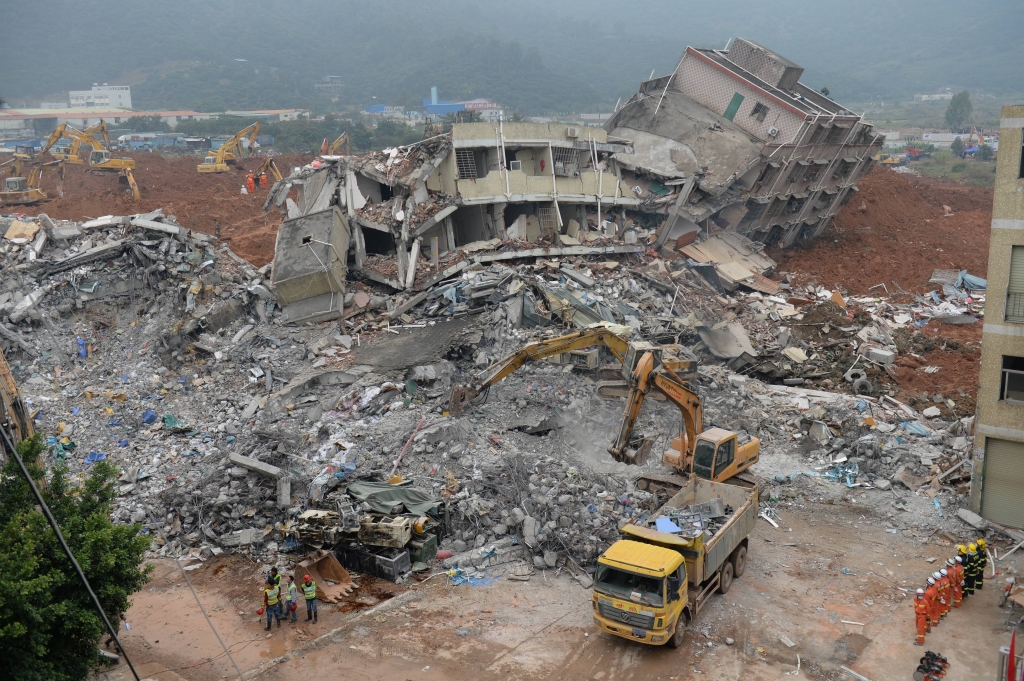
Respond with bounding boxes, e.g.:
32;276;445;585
272;205;350;306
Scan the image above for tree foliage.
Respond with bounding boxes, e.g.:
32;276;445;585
0;436;151;681
945;91;973;131
127;115;170;133
950;136;965;156
976;143;994;161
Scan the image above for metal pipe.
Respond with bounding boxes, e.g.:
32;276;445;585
0;426;140;681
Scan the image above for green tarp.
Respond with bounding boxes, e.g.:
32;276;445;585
345;482;440;515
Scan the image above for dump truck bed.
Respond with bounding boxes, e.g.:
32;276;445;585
652;477;757;585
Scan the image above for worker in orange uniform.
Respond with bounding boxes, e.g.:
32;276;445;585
957;545;970;600
259;172;268;189
938;568;951;618
948;558;963;608
246;172;256;194
925;575;940;630
914;588;929;645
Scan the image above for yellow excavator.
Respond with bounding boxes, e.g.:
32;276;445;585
448;328;760;492
0;347;34;449
255;156;283;183
39;121;140;199
321;132;350;156
0;160;65;205
198;122;260;173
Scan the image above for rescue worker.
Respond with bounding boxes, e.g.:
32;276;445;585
964;543;979;597
262;578;282;630
259;171;268;189
302;574;318;623
957;545;969;600
285;575;298;623
246;171;256;194
924;575;940;630
977;538;988;589
948;557;963;608
914;588;929;645
938;568;951;617
268;566;281;589
931;572;946;621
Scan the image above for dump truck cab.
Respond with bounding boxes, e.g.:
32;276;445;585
592;539;689;647
690;427;759;482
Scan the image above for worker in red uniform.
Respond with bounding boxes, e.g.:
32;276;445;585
914;588;929;645
246;172;256;194
949;558;963;608
259;172;268;189
938;568;951;618
925;575;940;630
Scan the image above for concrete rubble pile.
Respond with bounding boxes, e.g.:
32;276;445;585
0;203;989;590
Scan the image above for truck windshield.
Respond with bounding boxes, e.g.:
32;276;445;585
594;565;664;607
693;440;716;480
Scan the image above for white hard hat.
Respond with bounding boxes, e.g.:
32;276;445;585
927;577;936;585
916;588;925;595
932;571;942;580
940;568;948;576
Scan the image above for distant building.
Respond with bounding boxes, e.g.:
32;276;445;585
314;76;344;93
969;103;1024;528
69;84;132;109
914;93;954;102
223;109;308;122
40;102;68;110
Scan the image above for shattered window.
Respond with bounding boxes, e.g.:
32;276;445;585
750;102;770;123
1000;356;1024;402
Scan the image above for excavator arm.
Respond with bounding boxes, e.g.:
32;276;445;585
212;123;260;166
0;348;34;452
607;351;703;465
329;132;350;155
40;124;71;155
448;328;631;414
257;157;283;182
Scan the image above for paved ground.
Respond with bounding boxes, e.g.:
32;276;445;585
98;492;1019;681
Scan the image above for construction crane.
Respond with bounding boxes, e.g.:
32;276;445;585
321;132;350;156
198;122;260;173
0;160;65;206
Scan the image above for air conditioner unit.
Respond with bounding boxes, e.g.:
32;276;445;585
767;126;780;138
566;127;580;138
509;160;522;171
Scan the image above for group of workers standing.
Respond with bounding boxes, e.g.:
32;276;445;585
245;170;268;194
260;566;320;630
913;539;989;645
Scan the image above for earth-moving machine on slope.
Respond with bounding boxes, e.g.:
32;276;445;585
0;347;34;455
255;156;283;183
39;121;140;199
448;328;759;493
321;132;350;156
0;160;65;205
198;123;260;173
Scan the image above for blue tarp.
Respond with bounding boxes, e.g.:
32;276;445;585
655;517;682;533
956;270;986;291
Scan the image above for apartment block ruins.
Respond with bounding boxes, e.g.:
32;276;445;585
608;38;882;249
267;38;880;314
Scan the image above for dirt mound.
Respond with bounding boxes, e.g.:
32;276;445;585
770;167;992;295
34;152;313;266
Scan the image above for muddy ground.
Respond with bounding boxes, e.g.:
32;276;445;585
96;483;1018;681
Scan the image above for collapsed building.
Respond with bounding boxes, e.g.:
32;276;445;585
265;37;880;318
608;38;883;249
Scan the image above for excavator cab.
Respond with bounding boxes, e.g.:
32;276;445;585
621;342;698;382
89;149;110;166
4;177;27;192
13;145;35;160
204;155;216;165
690;428;759;483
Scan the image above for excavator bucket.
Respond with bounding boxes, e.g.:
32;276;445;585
448;384;480;416
294;550;355;603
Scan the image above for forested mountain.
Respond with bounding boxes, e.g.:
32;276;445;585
2;0;1020;113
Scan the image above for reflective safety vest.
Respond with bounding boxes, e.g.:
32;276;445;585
287;582;298;602
302;580;317;600
264;585;280;606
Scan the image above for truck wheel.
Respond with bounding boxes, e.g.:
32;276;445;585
668;616;687;648
732;545;747;578
718;561;734;594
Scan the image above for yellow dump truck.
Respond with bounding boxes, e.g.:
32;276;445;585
591;477;757;647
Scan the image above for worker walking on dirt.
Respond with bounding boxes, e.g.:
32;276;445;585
977;538;988;589
285;575;298;623
925;576;940;629
302;574;318;623
246;171;256;194
914;588;929;645
259;172;268;189
262;579;282;630
949;558;963;608
964;544;979;597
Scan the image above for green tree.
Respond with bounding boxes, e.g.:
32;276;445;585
820;87;830;97
944;91;973;131
950;136;966;156
0;436;151;681
976;143;994;161
127;114;170;133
